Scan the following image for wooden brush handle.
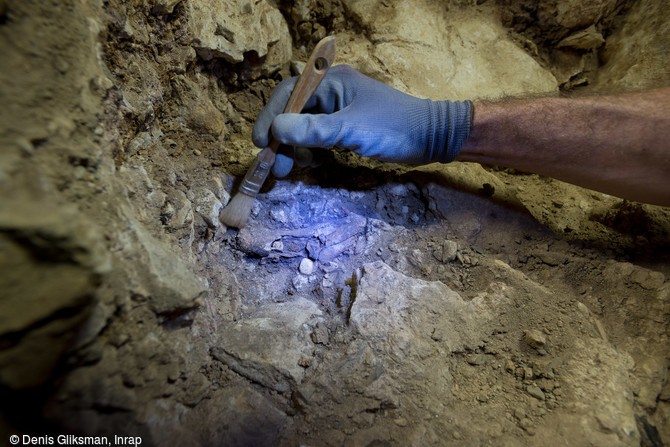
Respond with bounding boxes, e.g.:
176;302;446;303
260;36;336;162
238;37;335;198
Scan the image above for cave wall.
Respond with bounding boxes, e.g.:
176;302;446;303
1;0;669;445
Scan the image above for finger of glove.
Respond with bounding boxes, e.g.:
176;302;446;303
252;69;350;148
252;77;298;148
272;146;294;178
272;112;346;149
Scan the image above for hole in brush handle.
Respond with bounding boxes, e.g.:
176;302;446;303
314;57;328;71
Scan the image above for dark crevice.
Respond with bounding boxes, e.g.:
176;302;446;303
344;269;358;325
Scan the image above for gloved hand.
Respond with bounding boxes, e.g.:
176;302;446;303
252;64;472;177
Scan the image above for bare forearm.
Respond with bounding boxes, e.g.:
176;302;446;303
458;88;670;206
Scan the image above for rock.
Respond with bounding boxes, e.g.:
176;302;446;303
229;90;264;121
299;257;315;275
187;0;292;71
467;354;487;366
126;131;153;155
557;25;605;49
434;240;458;263
536;378;555;392
208;174;231;204
537;0;621;31
533;360;554;379
519;417;534;431
172;387;286;447
292;274;310;292
188;102;226;137
311;23;326;42
192;188;223;229
151;0;182;15
173;76;226;136
394;417;408;427
350;261;491;357
179;372;211;407
524;329;547;349
310;322;329;345
346;2;557;101
535;251;563;266
630;268;665;290
0;200;109;389
126;222;206;315
513;408;527;420
290;60;306;76
527;384;545;400
594;0;670;91
523;366;534;380
211;298;323;393
164;189;193;230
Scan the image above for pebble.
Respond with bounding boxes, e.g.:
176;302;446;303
532;360;554;379
167;364;182;382
523;366;534;379
394;417;408;427
438;240;458;263
519;417;533;430
526;384;545;400
298;355;313;368
291;60;306;75
299;258;314;275
310;322;329;345
536;378;555;392
513;408;526;420
467;354;487;366
524;329;546;349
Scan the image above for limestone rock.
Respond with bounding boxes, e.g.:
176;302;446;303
630;267;665;290
299;257;315;275
0;200;109;389
211;298;323;393
532;341;639;445
350;261;490;356
434;240;458;263
125;221;206;315
594;0;670;90
557;25;605;49
551;48;586;86
192;188;223;229
161;387;286;446
342;1;557;100
171;75;226;137
187;0;292;70
150;0;182;15
527;384;545;400
537;0;621;31
524;329;547;348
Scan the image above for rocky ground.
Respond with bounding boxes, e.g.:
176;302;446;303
1;0;669;446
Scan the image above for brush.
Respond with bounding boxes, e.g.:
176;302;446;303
220;36;336;228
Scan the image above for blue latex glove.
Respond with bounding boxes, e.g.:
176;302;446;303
252;65;472;177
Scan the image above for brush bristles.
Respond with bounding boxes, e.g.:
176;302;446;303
219;192;255;228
